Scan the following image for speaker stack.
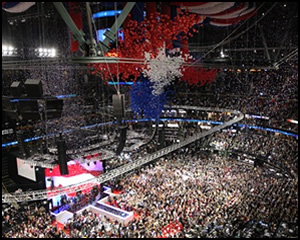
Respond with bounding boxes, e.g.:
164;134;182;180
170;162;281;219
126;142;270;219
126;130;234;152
24;79;43;98
16;130;29;157
158;125;165;150
112;94;125;120
10;81;23;97
44;98;64;119
116;126;128;155
56;134;68;175
18;100;40;120
2;96;19;120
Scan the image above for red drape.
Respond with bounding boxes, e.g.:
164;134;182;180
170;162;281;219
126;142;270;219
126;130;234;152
69;2;82;53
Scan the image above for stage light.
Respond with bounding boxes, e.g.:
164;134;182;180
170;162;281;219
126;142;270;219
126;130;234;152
2;45;17;56
50;49;56;57
220;50;225;58
35;47;57;58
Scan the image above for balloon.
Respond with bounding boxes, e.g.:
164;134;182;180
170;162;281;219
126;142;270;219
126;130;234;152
143;48;185;96
90;11;205;83
130;76;173;120
182;65;218;86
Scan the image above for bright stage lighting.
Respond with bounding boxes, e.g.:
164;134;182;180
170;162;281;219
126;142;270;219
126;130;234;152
2;45;17;56
35;47;57;58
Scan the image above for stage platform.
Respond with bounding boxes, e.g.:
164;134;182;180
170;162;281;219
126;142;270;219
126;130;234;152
51;186;133;225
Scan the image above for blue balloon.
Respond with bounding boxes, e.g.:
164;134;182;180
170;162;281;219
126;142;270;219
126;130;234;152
130;77;173;120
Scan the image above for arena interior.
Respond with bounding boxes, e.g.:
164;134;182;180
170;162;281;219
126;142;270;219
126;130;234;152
2;2;298;238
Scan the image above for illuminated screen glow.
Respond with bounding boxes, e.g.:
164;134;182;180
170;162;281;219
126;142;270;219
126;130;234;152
96;28;124;42
16;158;36;182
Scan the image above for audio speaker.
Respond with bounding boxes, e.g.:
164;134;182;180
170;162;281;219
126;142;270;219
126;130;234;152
16;130;29;157
112;94;125;118
44;98;64;119
158;126;165;149
2;96;20;120
24;79;43;98
116;125;127;155
57;139;69;175
102;160;106;173
10;81;23;97
18;100;40;120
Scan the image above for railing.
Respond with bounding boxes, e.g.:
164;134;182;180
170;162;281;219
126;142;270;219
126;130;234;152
2;106;244;203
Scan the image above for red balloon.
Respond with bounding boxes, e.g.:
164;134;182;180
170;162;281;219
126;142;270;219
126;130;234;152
90;11;206;83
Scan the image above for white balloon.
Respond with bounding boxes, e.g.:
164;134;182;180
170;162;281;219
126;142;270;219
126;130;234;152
143;48;185;96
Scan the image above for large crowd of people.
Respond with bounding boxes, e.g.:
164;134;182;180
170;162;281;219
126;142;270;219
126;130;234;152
205;129;298;177
172;61;298;132
2;2;297;238
2;60;298;237
2;201;61;238
2;148;298;238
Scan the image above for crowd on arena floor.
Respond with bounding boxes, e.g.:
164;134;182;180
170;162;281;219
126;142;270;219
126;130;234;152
2;2;298;238
3;147;298;238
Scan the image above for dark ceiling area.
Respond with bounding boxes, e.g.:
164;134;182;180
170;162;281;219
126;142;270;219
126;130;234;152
2;2;298;67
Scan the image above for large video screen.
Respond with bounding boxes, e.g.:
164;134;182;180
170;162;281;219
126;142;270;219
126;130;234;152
16;158;37;182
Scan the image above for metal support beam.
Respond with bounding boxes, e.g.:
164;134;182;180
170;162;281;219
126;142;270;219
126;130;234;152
53;2;135;56
258;25;271;63
189;46;297;53
274;48;298;68
99;2;136;53
273;30;290;63
273;14;294;63
53;2;88;52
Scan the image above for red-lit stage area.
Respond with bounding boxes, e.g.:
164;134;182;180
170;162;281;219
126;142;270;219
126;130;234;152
45;159;103;210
